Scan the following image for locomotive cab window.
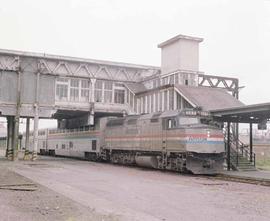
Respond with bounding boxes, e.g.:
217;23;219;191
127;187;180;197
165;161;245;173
163;118;177;129
179;117;199;125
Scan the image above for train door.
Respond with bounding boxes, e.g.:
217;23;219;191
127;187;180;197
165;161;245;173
162;118;167;151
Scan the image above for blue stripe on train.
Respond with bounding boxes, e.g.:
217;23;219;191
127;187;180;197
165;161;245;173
180;140;224;145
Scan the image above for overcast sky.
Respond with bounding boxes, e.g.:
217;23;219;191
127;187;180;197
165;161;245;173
0;0;270;129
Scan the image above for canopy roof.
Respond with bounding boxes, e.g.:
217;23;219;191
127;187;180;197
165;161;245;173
210;103;270;123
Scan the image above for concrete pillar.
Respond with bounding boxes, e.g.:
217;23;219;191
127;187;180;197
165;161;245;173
23;118;30;160
12;115;20;161
12;70;21;161
7;117;13;160
7;117;15;160
32;71;40;161
32;106;39;161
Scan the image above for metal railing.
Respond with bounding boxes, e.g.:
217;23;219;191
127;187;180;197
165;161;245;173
224;128;256;169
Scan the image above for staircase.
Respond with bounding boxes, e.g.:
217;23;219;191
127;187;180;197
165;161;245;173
224;128;256;171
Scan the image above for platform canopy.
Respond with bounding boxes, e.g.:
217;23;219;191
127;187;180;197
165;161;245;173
210;103;270;123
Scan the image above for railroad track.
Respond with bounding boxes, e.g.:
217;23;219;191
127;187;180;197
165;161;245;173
206;174;270;187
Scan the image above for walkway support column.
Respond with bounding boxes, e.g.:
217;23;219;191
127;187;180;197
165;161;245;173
6;117;9;157
32;71;40;161
13;114;20;161
12;70;22;161
7;117;13;160
24;118;30;160
32;107;39;160
249;123;253;162
227;122;231;171
9;117;15;160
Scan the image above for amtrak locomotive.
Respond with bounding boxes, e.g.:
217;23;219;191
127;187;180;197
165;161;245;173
27;109;225;174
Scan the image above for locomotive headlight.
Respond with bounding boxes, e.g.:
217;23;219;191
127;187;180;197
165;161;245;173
207;130;210;138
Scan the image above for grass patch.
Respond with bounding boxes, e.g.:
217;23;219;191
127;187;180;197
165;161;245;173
257;158;270;171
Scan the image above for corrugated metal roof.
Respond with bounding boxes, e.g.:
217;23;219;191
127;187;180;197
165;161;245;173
125;83;147;94
175;85;244;111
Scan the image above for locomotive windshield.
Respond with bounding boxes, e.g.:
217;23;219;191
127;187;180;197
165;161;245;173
178;116;222;128
179;117;199;125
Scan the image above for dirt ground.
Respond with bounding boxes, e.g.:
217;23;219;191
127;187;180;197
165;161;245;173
0;163;120;221
1;156;270;221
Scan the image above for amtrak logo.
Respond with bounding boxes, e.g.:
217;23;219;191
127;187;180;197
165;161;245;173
188;137;207;142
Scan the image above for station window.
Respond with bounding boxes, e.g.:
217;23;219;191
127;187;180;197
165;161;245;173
56;78;68;101
70;79;79;101
69;141;73;149
81;80;89;102
95;80;103;102
104;81;113;103
56;144;58;149
114;89;125;104
61;144;65;149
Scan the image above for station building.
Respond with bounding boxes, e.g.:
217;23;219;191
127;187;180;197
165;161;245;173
0;34;243;160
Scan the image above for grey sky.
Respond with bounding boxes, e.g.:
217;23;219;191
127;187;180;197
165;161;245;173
0;0;270;129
